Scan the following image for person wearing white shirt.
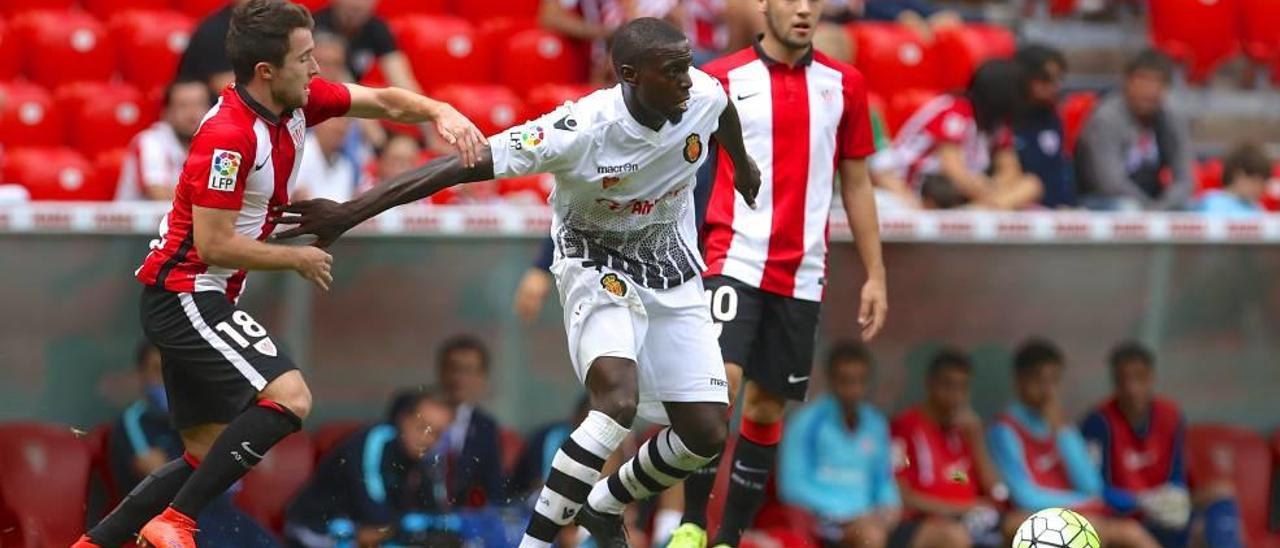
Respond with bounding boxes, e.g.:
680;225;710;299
116;81;212;202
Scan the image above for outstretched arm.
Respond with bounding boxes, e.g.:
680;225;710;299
273;150;495;246
343;83;488;168
713;100;760;208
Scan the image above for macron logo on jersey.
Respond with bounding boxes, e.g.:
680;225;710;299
209;149;241;192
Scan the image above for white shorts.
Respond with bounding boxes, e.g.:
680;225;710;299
552;259;729;425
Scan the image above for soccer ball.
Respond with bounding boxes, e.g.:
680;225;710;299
1012;508;1101;548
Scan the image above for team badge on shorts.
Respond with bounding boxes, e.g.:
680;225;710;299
683;133;702;163
600;273;628;297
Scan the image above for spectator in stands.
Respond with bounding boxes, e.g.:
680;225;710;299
313;0;421;91
361;131;423;192
1194;143;1272;215
109;341;275;547
988;339;1160;548
176;0;250;91
1014;44;1077;209
115;80;213;202
870;59;1043;210
283;389;462;547
296;117;361;201
1080;342;1245;548
891;348;1010;547
436;334;508;508
313;30;354;82
1076;49;1195;211
780;342;969;547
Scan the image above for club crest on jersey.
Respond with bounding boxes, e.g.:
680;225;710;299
683;133;702;163
600;273;627;297
509;125;545;150
288;116;306;150
209;149;241;192
602;176;621;189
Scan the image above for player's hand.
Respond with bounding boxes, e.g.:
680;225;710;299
291;245;334;291
513;268;554;323
272;199;353;248
858;276;887;341
431;103;487;169
735;156;761;208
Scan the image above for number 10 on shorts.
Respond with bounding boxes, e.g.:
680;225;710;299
706;285;738;322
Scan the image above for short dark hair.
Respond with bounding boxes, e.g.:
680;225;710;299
967;59;1025;133
163;79;212;108
227;0;314;84
826;340;874;374
610;17;688;70
436;334;490;373
928;347;973;379
1222;143;1273;187
1124;49;1175;83
386;386;448;424
1108;340;1154;373
1015;44;1067;81
135;339;158;369
1013;338;1064;377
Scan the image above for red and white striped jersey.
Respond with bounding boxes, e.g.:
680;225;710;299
136;78;351;301
870;94;1013;189
701;43;875;302
115;121;186;201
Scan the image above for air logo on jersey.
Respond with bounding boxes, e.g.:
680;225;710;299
600;273;628;297
683;133;702;163
209;149;241;192
509;125;545;150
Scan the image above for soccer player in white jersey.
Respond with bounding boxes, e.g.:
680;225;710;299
667;1;889;546
275;17;762;548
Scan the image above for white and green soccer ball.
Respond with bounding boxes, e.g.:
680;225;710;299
1012;508;1101;548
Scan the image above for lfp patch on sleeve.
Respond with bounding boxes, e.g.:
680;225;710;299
208;149;242;192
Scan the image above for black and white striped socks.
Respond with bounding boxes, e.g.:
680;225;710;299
520;410;630;548
586;427;717;515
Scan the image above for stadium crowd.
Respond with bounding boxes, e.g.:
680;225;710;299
88;333;1254;547
0;0;1277;547
0;0;1275;212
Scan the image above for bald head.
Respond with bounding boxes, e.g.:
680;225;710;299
610;17;689;71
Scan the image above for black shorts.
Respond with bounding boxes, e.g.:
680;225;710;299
704;275;820;401
140;286;296;430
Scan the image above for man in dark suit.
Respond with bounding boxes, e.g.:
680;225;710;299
436;335;507;508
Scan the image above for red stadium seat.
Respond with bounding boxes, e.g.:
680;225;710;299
377;0;446;18
499;28;587;91
450;0;539;21
1049;0;1076;17
431;84;527;136
475;16;538;61
0;81;63;148
109;10;195;94
1186;424;1279;547
883;88;938;137
0;18;22;80
1058;91;1097;158
94;148;128;199
499;427;526;475
391;15;493;89
175;0;229;20
1148;0;1239;84
1196;158;1224;195
57;82;150;158
235;431;315;533
932;24;1016;92
0;0;73;17
0;422;92;547
82;0;169;19
11;10;116;89
525;83;598;116
1240;0;1280;84
311;420;366;463
294;0;328;13
2;147;106;201
848;22;941;98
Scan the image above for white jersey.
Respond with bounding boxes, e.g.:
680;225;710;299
490;67;729;290
116;121;187;201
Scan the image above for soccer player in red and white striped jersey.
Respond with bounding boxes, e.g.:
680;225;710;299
668;1;888;546
76;2;486;548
